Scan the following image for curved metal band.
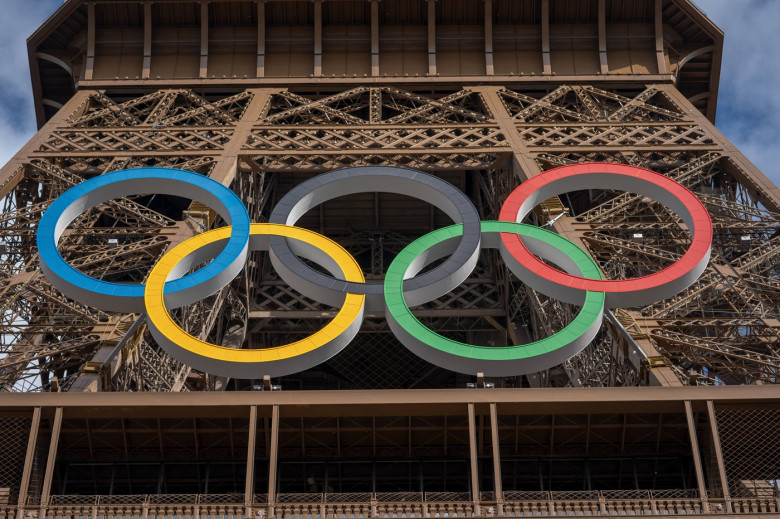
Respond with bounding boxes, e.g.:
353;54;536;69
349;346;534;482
384;221;605;377
499;163;713;308
36;168;251;313
268;166;482;311
145;223;366;379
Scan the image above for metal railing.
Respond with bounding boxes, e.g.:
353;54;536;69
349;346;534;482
0;490;777;519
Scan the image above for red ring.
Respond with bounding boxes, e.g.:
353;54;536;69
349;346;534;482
499;163;712;302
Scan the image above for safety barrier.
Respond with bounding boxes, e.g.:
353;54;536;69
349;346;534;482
5;491;778;519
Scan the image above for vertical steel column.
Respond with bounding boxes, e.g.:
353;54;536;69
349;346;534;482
199;1;209;78
427;0;436;76
706;400;731;510
257;1;266;77
313;0;323;77
684;400;710;512
541;0;551;75
489;403;503;515
84;4;95;80
654;0;668;74
245;405;258;511
370;0;379;76
484;0;493;75
16;407;41;511
467;403;481;514
142;2;152;79
267;404;280;518
598;0;608;74
39;407;63;512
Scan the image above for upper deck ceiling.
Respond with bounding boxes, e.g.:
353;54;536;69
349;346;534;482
27;0;723;127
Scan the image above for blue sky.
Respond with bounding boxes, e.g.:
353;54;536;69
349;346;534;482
0;0;777;188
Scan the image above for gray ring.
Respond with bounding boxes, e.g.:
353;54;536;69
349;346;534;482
268;166;482;311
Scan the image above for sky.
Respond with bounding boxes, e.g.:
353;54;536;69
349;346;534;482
0;0;777;187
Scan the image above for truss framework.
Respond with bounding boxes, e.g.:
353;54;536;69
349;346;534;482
0;83;779;392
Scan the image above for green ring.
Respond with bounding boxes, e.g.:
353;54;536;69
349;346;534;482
384;221;606;376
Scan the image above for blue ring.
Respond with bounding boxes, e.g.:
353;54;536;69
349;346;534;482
36;168;250;313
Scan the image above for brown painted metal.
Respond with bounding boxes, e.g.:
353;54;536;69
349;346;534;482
489;402;503;514
15;407;40;509
706;400;731;506
39;406;63;507
0;389;775;512
245;404;258;507
25;1;722;123
267;404;280;511
467;403;480;513
0;1;778;509
684;400;710;512
0;386;776;411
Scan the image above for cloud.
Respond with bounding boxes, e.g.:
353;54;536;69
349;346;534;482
694;0;780;186
0;0;60;166
0;0;778;190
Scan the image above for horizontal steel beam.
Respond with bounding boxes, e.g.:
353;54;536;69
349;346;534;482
77;75;676;89
0;386;777;411
249;309;506;319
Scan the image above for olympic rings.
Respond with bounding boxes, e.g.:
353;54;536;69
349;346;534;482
384;221;605;376
36;168;250;313
268;166;482;311
499;163;713;308
145;223;365;379
36;163;714;378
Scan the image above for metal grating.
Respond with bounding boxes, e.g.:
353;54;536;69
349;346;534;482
716;408;780;498
0;417;31;505
326;330;436;389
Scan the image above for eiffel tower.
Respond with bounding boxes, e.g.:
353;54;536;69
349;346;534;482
0;0;778;515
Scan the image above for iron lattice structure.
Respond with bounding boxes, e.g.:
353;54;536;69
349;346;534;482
1;1;780;516
1;0;779;393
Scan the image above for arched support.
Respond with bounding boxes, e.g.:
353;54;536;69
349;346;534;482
687;91;710;104
41;98;64;110
678;45;714;71
36;52;73;77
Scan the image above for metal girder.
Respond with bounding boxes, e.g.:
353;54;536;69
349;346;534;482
1;80;779;392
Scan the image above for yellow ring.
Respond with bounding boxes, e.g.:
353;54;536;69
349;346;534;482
144;223;365;378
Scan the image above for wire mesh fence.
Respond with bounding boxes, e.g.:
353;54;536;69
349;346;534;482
716;407;780;498
0;416;31;505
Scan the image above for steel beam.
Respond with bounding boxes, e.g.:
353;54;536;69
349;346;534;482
541;0;551;75
484;0;494;76
314;0;322;77
371;1;379;76
200;1;209;79
706;400;731;508
142;2;152;79
489;403;503;514
467;403;480;512
75;73;676;89
684;400;710;512
16;407;41;510
257;1;266;77
427;0;436;76
39;406;63;508
599;0;608;74
245;405;258;507
85;4;95;81
267;404;280;516
654;0;668;74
